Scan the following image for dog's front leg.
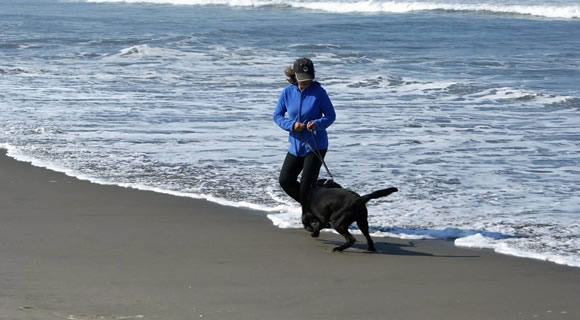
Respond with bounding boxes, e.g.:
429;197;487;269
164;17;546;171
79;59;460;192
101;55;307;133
332;225;356;252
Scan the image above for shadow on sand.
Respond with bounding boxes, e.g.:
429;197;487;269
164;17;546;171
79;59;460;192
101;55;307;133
319;239;480;258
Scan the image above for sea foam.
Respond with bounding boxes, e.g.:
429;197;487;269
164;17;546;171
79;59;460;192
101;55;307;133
456;234;580;267
80;0;580;19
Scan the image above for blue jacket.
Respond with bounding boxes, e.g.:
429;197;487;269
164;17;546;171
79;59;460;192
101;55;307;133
273;82;336;157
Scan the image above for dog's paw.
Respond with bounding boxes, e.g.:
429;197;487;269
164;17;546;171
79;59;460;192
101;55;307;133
332;247;344;252
367;247;376;252
310;230;320;238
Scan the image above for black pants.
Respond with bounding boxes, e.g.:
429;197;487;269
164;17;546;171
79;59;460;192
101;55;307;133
279;150;327;204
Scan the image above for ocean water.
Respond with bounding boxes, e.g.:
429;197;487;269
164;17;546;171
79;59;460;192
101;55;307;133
1;0;579;266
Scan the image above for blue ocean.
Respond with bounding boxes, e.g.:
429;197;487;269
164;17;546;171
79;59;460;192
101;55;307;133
1;0;579;266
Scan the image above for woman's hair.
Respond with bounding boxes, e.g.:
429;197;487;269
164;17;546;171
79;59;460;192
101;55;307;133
285;66;297;84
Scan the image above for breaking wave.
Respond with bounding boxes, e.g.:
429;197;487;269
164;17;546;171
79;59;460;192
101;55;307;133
78;0;580;19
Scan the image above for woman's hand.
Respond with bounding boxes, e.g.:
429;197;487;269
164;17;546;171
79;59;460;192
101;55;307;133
293;122;306;132
307;121;316;131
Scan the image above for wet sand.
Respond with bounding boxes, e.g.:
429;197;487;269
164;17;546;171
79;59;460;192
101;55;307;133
1;150;579;320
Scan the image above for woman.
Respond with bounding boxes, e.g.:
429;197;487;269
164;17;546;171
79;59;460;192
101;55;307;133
273;57;336;205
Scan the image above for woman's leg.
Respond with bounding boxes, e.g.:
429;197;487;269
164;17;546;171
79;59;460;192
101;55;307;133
299;150;327;204
279;152;304;203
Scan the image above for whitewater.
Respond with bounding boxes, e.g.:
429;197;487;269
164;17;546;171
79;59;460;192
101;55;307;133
80;0;580;19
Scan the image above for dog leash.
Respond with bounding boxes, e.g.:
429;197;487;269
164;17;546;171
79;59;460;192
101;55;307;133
298;130;335;181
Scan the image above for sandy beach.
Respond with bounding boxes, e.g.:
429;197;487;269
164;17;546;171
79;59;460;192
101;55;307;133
0;149;579;320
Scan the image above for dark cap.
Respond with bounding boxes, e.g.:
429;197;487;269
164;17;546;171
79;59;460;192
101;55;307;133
292;58;315;82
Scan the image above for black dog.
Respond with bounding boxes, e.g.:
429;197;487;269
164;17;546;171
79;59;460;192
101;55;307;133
302;179;398;252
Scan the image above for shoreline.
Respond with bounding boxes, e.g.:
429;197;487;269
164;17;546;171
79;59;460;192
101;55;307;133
1;150;579;319
4;145;578;268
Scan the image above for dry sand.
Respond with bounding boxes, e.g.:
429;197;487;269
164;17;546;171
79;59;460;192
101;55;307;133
1;150;579;320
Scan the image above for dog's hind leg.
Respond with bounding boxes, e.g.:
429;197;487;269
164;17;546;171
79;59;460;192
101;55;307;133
332;225;356;252
356;211;375;252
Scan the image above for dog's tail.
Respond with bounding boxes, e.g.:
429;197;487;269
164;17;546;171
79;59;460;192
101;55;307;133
357;187;398;205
